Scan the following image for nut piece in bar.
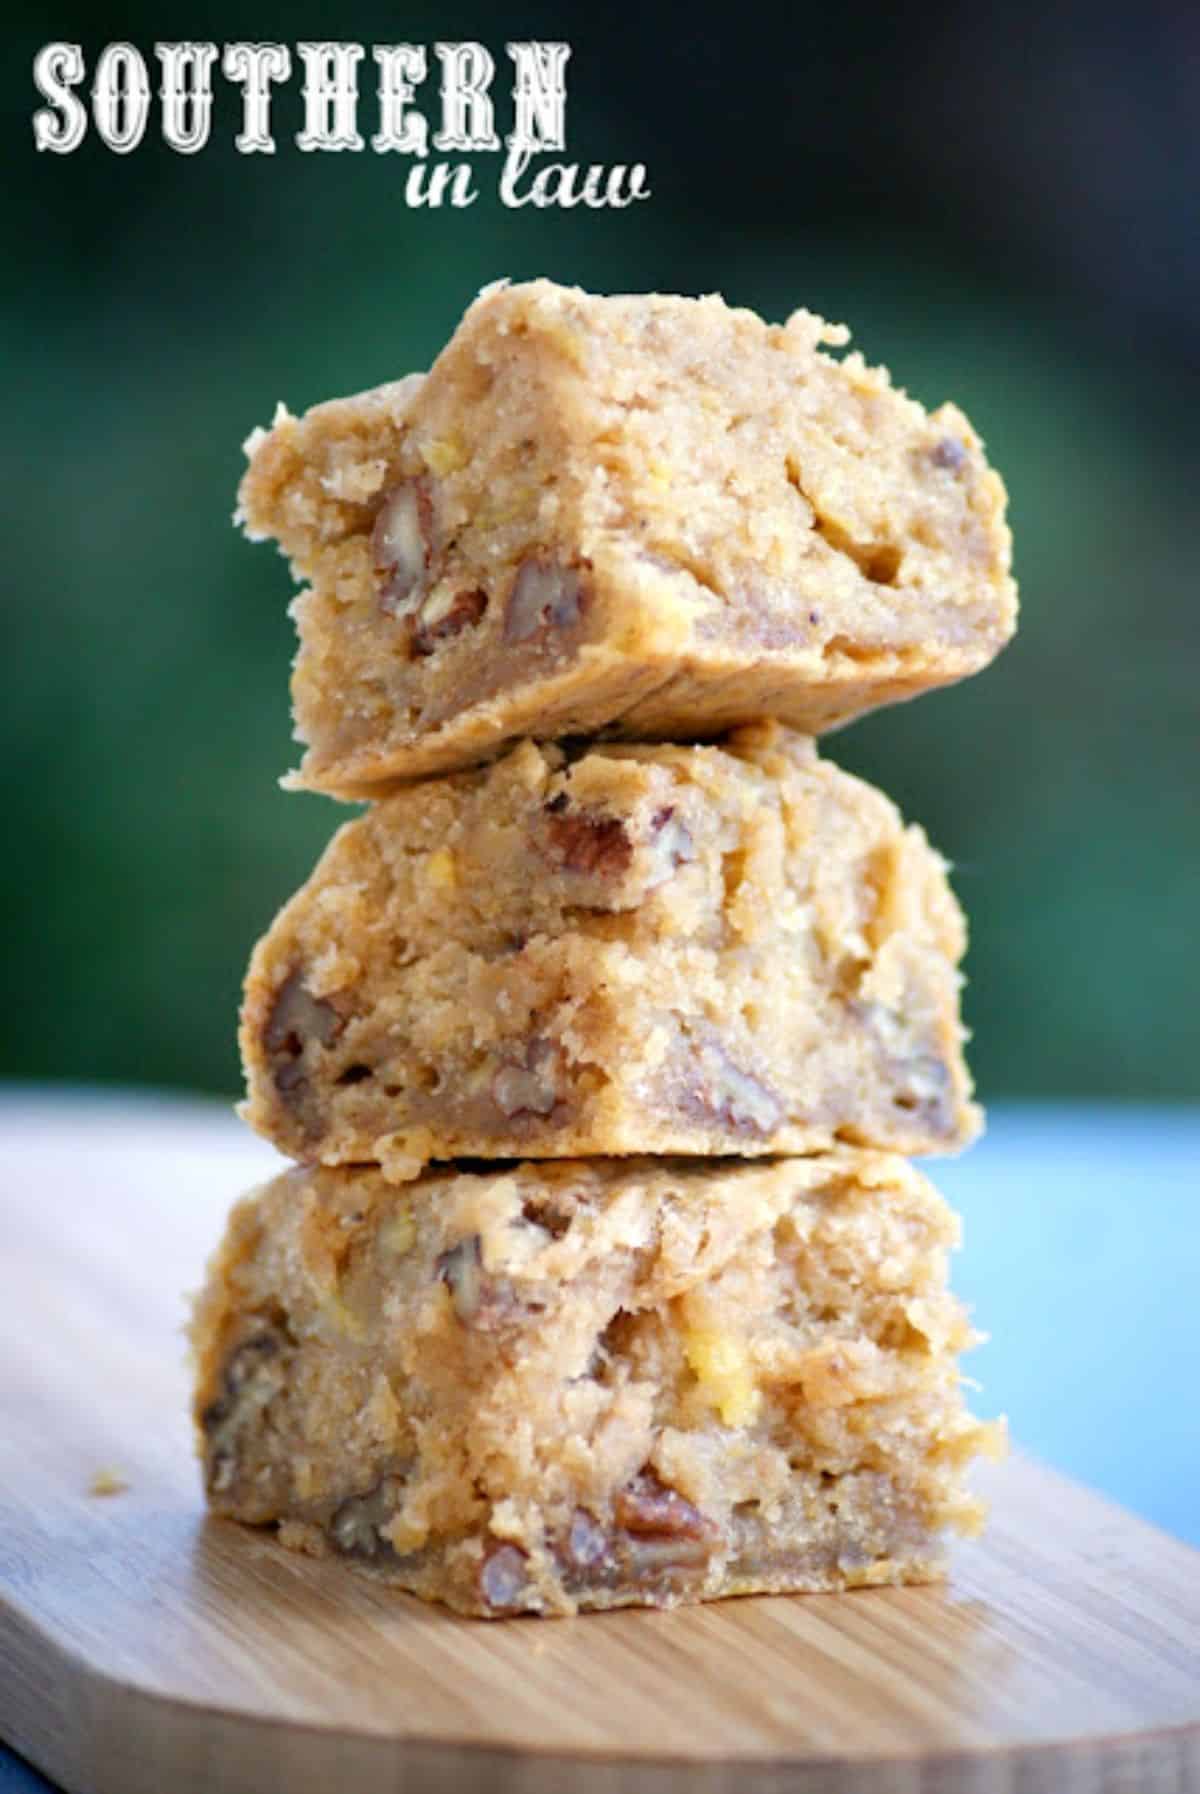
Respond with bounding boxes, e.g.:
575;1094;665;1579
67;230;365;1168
239;723;980;1168
191;1152;1003;1618
237;279;1016;794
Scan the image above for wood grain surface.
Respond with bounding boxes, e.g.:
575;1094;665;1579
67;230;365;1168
1;1098;1198;1794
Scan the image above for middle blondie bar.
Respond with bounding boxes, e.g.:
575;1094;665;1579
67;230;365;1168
242;723;977;1168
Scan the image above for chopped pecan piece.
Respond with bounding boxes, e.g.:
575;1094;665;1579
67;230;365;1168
330;1479;399;1560
930;436;967;472
624;1533;713;1576
562;1508;609;1570
610;1470;717;1586
435;1236;534;1332
890;1054;954;1131
504;556;589;643
372;478;436;616
683;1043;783;1139
614;1469;713;1540
646;805;697;888
479;1542;529;1613
411;586;487;655
264;970;344;1104
851;999;956;1135
520;1194;573;1240
543;805;633;878
201;1326;287;1497
436;1234;483;1322
491;1038;564;1120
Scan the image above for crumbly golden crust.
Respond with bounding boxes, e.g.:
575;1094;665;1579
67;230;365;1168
239;724;979;1169
238;280;1016;793
191;1153;1001;1618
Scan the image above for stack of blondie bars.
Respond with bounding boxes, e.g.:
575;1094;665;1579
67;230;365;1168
192;280;1016;1617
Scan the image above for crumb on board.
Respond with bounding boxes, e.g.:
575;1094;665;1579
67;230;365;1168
88;1468;130;1497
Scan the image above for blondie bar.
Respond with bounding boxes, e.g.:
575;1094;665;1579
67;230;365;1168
192;1153;999;1618
239;280;1016;794
240;725;978;1169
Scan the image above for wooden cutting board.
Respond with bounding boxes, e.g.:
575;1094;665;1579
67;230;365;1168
1;1103;1198;1794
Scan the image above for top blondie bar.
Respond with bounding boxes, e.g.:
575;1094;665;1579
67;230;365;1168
239;280;1016;794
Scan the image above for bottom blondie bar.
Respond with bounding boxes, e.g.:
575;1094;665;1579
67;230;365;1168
191;1154;1000;1617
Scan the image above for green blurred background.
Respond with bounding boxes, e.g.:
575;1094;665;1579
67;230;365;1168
5;0;1197;1103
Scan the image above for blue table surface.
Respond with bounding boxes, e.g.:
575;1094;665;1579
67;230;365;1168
2;1098;1198;1791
